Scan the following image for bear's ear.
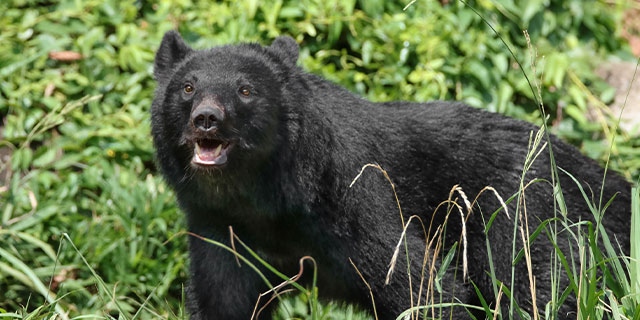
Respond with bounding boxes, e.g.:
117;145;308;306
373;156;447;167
269;36;299;67
154;30;192;81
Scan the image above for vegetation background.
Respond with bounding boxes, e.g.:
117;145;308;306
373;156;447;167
0;0;639;319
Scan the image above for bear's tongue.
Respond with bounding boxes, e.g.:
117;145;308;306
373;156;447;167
193;140;227;165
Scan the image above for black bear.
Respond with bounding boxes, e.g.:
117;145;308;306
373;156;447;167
151;30;631;319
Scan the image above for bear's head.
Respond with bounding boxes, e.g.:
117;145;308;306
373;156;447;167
151;31;299;189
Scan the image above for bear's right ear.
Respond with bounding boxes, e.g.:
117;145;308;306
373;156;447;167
154;30;192;81
269;36;299;67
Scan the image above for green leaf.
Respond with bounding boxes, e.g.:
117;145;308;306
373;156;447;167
32;147;56;168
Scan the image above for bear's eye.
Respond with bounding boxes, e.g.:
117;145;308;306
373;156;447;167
184;84;194;94
239;87;251;97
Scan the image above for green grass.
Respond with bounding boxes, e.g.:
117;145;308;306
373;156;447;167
1;0;639;319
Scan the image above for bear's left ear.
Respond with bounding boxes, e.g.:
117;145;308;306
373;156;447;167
154;30;193;81
269;36;299;67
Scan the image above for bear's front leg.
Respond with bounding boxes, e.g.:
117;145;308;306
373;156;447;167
187;235;275;320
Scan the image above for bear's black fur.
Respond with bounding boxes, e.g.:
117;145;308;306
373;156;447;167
151;31;631;319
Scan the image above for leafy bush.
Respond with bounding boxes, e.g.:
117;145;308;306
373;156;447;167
0;0;637;319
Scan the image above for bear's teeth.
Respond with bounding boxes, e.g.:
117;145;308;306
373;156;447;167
213;144;222;157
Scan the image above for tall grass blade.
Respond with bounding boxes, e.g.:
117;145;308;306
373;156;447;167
61;233;129;319
0;247;67;318
631;187;640;303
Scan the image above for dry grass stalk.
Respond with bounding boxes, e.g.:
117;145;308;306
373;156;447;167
418;196;476;318
350;163;419;320
492;284;504;320
453;185;470;281
423;199;461;319
383;214;431;320
470;186;510;220
350;163;406;225
414;225;442;319
428;231;444;320
352;164;520;318
385;215;428;285
229;226;242;267
518;188;538;320
250;256;316;320
349;258;379;320
385;197;465;319
254;288;296;319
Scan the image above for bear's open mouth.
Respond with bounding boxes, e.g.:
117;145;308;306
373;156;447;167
192;139;232;166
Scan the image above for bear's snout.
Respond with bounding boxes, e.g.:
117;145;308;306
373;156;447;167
191;99;225;133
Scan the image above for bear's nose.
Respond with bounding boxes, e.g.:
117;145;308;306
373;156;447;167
191;104;225;132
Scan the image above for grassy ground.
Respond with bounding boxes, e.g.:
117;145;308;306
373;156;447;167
1;0;639;319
